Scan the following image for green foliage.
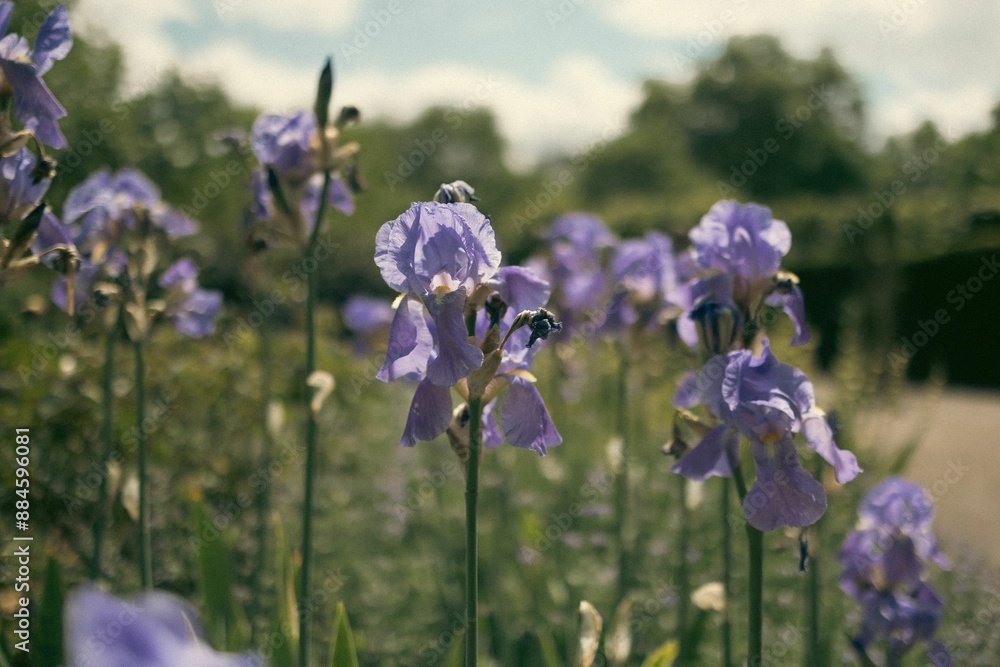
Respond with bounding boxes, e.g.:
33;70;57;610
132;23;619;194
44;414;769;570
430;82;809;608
36;559;65;667
194;502;250;650
329;603;360;667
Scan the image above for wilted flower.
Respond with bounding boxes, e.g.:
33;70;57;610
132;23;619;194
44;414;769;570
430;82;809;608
375;196;561;454
839;478;952;666
65;586;260;667
158;258;222;338
672;340;860;531
0;2;72;148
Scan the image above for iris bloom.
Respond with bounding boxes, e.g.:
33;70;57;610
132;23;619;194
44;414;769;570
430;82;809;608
0;2;72;148
47;169;196;313
672;340;861;531
250;110;355;241
685;200;809;345
158;258;223;338
603;230;677;331
536;212;616;332
839;478;951;666
65;586;260;667
376;199;561;453
0;147;50;226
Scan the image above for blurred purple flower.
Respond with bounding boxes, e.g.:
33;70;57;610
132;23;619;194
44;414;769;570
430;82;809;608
687;200;809;345
0;147;50;225
542;213;616;331
839;478;951;666
672;340;860;531
603;230;677;331
0;2;72;148
64;168;196;258
66;586;260;667
251;110;315;176
343;295;394;336
158;258;222;338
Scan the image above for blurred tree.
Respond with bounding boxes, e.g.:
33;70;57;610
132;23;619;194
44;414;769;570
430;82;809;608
685;36;869;198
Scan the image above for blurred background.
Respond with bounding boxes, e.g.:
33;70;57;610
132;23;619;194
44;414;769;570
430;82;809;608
2;0;999;664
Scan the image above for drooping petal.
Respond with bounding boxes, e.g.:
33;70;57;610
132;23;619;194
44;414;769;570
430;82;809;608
400;379;452;447
0;58;67;148
423;289;483;387
376;296;433;382
499;376;561;455
802;413;861;483
672;424;738;481
31;4;72;75
493;265;551;312
0;3;13;37
481;400;504;448
672;370;700;409
743;437;826;531
159;257;198;290
170;289;223;338
765;283;810;345
30;210;73;267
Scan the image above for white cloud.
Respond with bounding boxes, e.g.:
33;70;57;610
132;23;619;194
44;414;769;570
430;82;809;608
598;0;1000;140
217;0;361;34
339;55;642;167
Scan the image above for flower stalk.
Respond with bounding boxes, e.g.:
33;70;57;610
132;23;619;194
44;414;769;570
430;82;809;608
90;311;120;580
464;396;482;667
298;168;331;667
134;337;152;589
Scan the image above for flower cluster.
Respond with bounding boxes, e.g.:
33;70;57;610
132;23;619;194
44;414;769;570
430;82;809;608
376;183;562;454
669;200;859;531
66;587;260;667
43;168;221;338
839;478;952;666
0;3;75;299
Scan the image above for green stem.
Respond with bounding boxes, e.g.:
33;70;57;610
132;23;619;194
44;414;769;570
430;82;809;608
721;478;732;667
676;476;690;662
806;457;824;667
91;317;119;580
729;455;762;667
614;345;630;602
253;322;274;642
134;339;152;589
298;170;331;667
465;397;483;667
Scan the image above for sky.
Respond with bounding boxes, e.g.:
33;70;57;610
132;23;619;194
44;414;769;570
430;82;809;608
72;0;1000;168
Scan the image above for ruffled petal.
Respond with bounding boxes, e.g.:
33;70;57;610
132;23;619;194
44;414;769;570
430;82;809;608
424;289;483;387
672;424;737;481
493;265;551;312
743;437;826;531
376;296;433;382
400;379;452;447
499;376;561;455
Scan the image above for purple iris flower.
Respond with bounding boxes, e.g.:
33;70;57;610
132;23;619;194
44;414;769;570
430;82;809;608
250;169;353;232
839;478;951;666
0;2;72;148
158;258;223;338
0;147;50;225
65;586;260;667
603;230;677;331
687;200;809;345
251;110;317;178
543;213;616;331
343;295;394;335
672;339;861;531
64;168;196;258
376;201;560;453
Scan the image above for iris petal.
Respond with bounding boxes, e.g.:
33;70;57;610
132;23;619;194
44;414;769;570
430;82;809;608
743;437;826;531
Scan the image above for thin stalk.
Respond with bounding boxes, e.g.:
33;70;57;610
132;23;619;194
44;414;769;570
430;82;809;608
298;170;331;667
676;476;690;662
91;316;120;580
721;478;732;667
806;457;823;667
614;344;630;602
464;397;483;667
253;322;274;642
134;339;152;589
729;455;762;667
